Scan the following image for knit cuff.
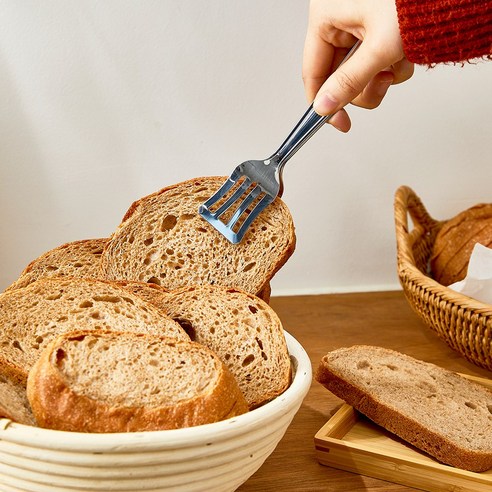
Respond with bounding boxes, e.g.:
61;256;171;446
395;0;492;65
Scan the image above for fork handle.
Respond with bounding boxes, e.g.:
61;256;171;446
273;104;332;165
272;40;361;167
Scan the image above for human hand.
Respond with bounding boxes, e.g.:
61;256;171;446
303;0;414;132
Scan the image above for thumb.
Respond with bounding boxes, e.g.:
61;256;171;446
313;42;390;116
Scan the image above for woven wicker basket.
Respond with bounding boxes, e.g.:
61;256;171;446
394;185;492;372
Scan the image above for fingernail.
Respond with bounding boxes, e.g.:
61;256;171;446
313;93;338;115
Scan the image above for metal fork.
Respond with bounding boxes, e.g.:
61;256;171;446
199;40;361;244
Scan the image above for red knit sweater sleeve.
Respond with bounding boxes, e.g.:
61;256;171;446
395;0;492;65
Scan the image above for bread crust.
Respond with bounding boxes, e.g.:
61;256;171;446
316;346;492;472
27;330;248;432
256;282;271;303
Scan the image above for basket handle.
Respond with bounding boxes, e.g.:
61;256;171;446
394;185;440;266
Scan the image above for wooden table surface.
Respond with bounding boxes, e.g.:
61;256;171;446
237;290;492;492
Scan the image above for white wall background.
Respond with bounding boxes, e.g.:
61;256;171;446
0;1;490;295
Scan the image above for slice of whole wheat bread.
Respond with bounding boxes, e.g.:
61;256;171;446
160;285;291;408
316;345;492;472
5;238;108;291
99;177;295;298
27;330;248;432
0;276;187;385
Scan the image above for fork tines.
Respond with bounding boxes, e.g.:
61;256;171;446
199;174;274;244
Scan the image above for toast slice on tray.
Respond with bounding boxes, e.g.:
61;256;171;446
316;345;492;472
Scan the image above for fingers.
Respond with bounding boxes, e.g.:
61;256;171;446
302;28;337;103
328;109;351;132
350;60;414;109
312;40;397;115
390;58;415;85
302;42;334;103
302;3;358;103
351;71;394;109
302;0;411;131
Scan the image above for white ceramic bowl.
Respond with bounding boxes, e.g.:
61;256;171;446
0;331;311;492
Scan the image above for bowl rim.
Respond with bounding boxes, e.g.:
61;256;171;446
0;330;312;451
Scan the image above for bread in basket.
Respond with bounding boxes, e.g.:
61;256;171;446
394;185;492;371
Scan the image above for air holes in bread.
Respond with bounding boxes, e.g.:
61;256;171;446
357;360;371;370
93;295;120;303
144;238;154;246
175;318;196;341
86;337;98;349
145;251;159;264
160;215;177;232
32;335;44;349
79;300;93;308
55;348;66;364
418;381;437;393
242;354;255;367
385;364;398;371
249;305;258;314
147;277;161;286
243;262;256;272
12;340;23;352
465;401;477;410
46;292;62;301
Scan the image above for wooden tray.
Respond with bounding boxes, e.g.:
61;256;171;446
314;374;492;492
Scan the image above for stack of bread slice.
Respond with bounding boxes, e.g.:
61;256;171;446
0;176;296;432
